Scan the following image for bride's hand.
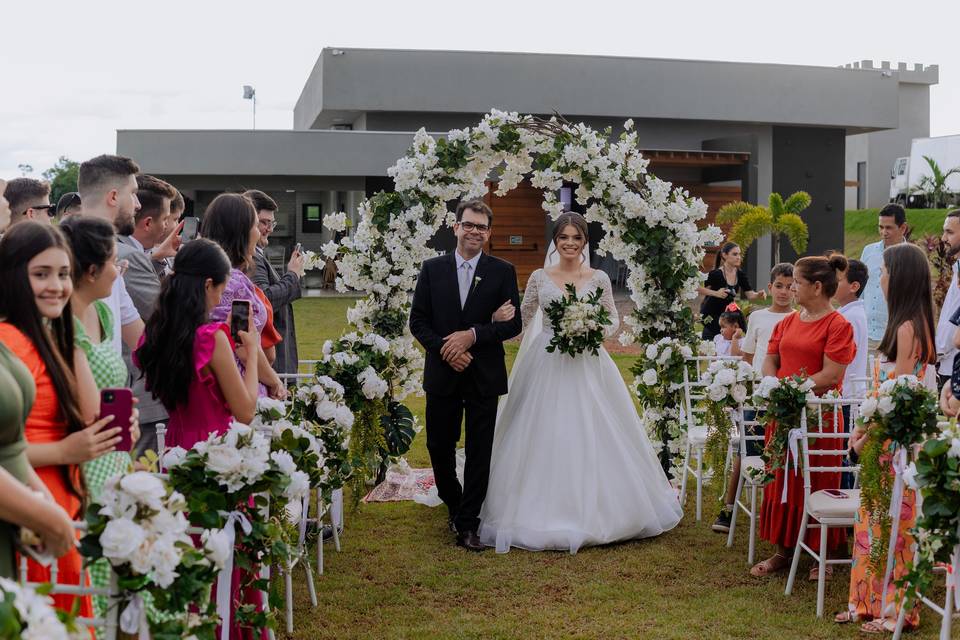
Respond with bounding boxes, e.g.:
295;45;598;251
491;300;515;323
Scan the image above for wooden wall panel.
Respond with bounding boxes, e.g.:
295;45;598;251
483;180;547;288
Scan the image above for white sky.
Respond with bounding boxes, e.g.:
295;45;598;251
2;0;958;179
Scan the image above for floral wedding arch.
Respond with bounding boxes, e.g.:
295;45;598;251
316;109;722;486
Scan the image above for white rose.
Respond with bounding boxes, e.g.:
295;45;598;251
878;379;897;395
731;384;747;404
707;384;727;402
270;450;297;476
645;344;658;360
284;470;311;501
715;369;736;387
859;397;878;419
100;519;147;564
315;399;338;421
202;528;232;571
205;445;243;479
334;406;354;429
119;472;167;509
877;396;895;417
147;535;182;588
641;368;658;386
161;446;188;470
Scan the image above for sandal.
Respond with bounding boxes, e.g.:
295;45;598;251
834;610;858;624
750;553;789;577
808;564;834;581
860;619;895;634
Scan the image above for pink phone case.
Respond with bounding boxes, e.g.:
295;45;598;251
100;388;134;452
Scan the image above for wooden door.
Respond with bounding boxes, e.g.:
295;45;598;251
483;180;547;288
681;184;742;272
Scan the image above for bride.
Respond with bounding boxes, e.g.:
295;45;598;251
478;212;683;554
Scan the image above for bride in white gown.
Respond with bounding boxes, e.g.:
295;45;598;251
478;212;683;554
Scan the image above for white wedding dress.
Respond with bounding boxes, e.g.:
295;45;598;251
478;267;683;554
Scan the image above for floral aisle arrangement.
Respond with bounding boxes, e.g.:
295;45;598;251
0;577;85;640
856;375;939;574
319;110;718;483
751;374;816;484
899;419;960;602
162;422;313;633
79;471;220;638
543;284;612;357
699;359;758;471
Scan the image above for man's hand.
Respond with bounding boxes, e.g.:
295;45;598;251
288;248;306;278
152;220;184;262
447;352;473;372
440;329;475;362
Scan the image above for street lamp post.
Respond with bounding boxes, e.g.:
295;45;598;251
242;85;256;129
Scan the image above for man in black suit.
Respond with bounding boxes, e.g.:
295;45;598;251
409;199;522;551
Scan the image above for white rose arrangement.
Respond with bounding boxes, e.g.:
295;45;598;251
0;577;87;639
699;359;758;471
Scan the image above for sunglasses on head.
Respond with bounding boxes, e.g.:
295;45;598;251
28;204;57;218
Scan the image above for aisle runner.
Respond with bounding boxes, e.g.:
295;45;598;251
363;450;465;506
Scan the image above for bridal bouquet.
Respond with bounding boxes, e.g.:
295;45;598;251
0;577;86;639
544;284;612;357
700;359;758;470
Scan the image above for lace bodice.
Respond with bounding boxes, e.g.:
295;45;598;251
521;269;620;337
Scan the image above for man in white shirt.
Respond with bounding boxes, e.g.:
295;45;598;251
712;263;794;534
860;204;907;344
936;210;960;389
77;154;144;353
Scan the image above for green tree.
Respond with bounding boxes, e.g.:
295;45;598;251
41;156;80;206
716;191;811;265
914;155;960;208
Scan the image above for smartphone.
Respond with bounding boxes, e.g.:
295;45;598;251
294;242;302;254
180;216;200;243
100;388;134;452
823;489;848;499
230;299;251;344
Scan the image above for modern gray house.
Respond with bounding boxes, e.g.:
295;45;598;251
117;48;939;287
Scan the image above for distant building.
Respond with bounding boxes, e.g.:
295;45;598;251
118;48;938;286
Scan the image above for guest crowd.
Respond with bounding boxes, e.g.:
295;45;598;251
0;156;307;633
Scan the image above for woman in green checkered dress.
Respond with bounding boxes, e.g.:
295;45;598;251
61;218;141;627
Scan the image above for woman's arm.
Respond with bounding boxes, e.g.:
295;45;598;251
73;347;99;423
0;467;76;558
744;289;766;301
27;415;121;468
810;355;847;395
697;286;726;299
209;329;259;424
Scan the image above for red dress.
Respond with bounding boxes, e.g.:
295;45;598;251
758;311;855;552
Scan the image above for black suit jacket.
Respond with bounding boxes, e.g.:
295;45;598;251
253;248;301;374
410;253;522;397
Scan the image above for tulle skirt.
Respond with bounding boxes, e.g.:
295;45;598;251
478;333;683;553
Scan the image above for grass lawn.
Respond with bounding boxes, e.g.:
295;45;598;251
844;208;950;259
282;298;946;639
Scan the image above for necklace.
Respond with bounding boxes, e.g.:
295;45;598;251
800;306;832;322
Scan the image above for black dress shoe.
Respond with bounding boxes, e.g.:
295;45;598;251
455;530;486;552
447;518;457;533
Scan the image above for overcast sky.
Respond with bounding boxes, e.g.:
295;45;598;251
2;0;958;179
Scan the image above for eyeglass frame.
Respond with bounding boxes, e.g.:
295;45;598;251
258;216;278;231
457;221;491;233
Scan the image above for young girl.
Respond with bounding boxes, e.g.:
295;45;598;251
714;304;746;357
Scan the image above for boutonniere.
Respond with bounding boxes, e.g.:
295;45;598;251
472;276;482;291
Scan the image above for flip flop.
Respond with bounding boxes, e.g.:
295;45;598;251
860;619;895;634
750;553;789;577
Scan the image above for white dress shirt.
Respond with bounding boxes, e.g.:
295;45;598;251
937;262;960;376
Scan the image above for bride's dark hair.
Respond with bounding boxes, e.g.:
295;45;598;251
548;212;590;264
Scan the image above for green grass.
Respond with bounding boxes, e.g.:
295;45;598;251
280;298;945;639
844;208;950;259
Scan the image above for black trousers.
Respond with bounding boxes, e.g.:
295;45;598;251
425;390;498;533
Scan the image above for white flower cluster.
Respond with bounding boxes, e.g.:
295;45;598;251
858;374;921;421
96;472;193;588
294;378;354;433
187;424;272;493
637;338;694;388
300;249;326;272
701;359;757;405
557;298;604;342
0;577;87;640
903;419;960;490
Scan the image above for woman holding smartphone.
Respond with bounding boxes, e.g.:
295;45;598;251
200;193;285;398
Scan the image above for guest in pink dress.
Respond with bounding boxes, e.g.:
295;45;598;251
134;238;266;638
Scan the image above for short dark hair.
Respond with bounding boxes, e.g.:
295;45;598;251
844;259;869;298
59;216;116;285
56;192;82;217
455;199;493;224
135;174;177;223
200;193;257;268
770;262;794;280
170;190;185;216
947;208;960;221
243;189;277;213
3;178;50;216
78;154;140;200
879;203;906;226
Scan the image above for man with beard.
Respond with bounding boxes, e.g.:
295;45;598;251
936;209;960;390
77;154;144;353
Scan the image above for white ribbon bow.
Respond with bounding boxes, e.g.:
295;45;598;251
216;510;253;640
781;428;804;504
119;593;150;639
880;446;909;617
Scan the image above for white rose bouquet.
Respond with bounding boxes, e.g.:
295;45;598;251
543;284;612;357
0;577;87;639
700;359;758;470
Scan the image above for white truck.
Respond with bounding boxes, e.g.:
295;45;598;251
889;134;960;207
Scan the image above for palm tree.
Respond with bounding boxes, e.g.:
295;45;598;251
914;155;960;208
715;191;811;265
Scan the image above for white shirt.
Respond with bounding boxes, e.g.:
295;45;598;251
103;276;141;354
740;308;791;374
713;334;732;357
454;251;481;308
936;262;960;376
838;299;869;398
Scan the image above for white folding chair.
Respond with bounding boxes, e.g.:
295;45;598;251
678;355;741;521
725;403;766;564
784;398;863;618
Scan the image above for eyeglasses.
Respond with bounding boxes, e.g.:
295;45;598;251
259;219;278;231
28;204;57;218
459;221;490;233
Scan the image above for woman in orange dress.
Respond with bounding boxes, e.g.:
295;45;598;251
750;254;856;578
838;243;936;633
0;222;121;625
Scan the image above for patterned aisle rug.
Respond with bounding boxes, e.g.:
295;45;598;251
362;465;439;504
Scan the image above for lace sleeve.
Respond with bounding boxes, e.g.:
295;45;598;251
520;270;541;329
598;271;620;337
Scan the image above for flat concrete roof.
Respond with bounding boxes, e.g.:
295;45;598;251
294;48;907;132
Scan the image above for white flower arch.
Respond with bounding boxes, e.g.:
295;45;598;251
320;110;722;475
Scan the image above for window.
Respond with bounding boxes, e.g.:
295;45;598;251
302;203;323;233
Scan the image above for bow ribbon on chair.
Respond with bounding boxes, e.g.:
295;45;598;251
781;428;805;504
119;593;150;640
216;510;253;640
